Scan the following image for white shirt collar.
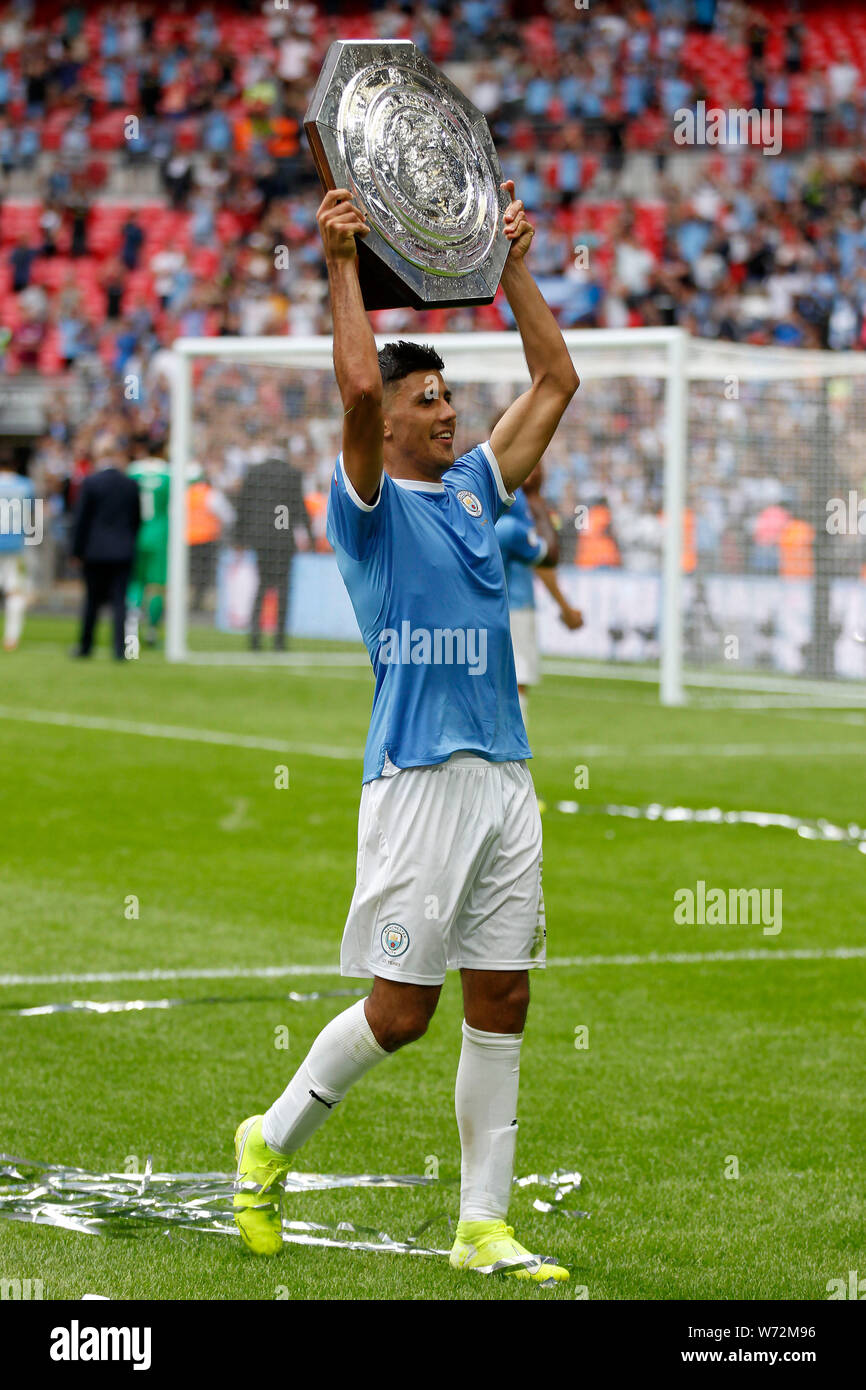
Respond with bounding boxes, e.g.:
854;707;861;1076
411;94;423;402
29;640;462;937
390;476;445;494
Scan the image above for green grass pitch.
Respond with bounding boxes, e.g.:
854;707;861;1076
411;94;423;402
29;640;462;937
1;616;864;1300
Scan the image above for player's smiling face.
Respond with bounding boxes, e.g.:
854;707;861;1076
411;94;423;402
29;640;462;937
383;370;457;480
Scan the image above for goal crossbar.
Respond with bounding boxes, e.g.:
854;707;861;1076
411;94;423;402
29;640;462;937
167;329;866;703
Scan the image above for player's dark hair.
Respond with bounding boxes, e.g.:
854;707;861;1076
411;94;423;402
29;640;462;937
377;340;445;388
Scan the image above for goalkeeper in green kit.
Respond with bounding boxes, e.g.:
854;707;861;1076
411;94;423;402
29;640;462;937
127;446;171;649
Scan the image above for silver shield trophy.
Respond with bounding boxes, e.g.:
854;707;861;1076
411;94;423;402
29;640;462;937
304;40;511;310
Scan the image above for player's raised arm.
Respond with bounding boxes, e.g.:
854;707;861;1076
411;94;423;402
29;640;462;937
489;181;580;493
317;188;383;505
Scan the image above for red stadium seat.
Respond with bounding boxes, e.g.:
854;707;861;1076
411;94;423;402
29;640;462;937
89;111;127;152
37;328;63;373
1;203;42;242
174;121;200;152
0;293;22;328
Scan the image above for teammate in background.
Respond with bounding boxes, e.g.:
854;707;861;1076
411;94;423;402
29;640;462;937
0;458;36;651
495;462;583;729
233;182;580;1284
127;441;170;649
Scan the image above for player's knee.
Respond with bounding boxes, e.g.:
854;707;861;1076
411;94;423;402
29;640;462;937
469;976;530;1032
501;987;530;1033
371;1009;430;1052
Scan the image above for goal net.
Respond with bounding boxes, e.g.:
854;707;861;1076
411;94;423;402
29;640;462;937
166;329;866;704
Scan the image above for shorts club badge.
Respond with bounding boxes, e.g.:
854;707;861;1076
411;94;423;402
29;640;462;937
381;923;410;957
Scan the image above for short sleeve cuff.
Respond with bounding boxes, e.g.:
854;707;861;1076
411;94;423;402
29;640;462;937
337;453;382;512
480;439;515;509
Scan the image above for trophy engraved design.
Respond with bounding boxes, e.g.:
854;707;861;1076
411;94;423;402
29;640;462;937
305;41;511;309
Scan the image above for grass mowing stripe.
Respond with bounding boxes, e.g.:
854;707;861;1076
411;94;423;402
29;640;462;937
0;705;360;759
540;741;866;758
2;706;863;762
3;945;865;987
3;620;863;1301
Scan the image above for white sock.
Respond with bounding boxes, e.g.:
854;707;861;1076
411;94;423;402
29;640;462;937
262;998;388;1155
455;1021;523;1222
4;591;25;648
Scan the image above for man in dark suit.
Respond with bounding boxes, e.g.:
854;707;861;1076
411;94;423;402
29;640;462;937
72;433;141;660
233;451;314;651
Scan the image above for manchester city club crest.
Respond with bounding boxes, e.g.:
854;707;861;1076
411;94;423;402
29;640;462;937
381;923;410;957
457;489;483;517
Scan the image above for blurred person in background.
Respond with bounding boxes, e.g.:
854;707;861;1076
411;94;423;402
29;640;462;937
71;432;140;660
0;451;38;652
495;461;583;729
187;461;233;614
9;232;38;293
233;445;315;651
120;210;145;271
127;440;171;649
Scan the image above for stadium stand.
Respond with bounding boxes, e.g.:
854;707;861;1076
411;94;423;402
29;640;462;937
1;0;865;597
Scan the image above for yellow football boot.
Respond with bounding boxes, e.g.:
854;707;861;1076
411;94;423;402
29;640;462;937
450;1219;569;1285
233;1115;291;1255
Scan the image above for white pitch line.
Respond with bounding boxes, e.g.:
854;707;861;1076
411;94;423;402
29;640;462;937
0;706;360;761
0;964;343;987
537;742;866;759
1;707;861;762
182;651;369;667
2;946;864;988
546;947;866;967
773;709;866;726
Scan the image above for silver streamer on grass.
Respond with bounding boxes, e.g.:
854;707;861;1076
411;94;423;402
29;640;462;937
516;1169;587;1217
3;988;366;1018
555;801;866;852
0;1157;584;1268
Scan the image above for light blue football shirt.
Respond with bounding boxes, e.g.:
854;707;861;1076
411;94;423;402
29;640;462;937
326;441;531;783
495;488;547;612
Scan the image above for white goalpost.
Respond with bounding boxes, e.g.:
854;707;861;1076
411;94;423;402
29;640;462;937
166;328;866;705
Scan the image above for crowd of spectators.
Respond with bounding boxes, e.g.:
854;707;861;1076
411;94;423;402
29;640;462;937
2;0;866;599
3;2;866;373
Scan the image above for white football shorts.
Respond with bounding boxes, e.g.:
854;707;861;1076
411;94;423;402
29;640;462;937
509;606;540;686
0;553;25;594
340;751;546;986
